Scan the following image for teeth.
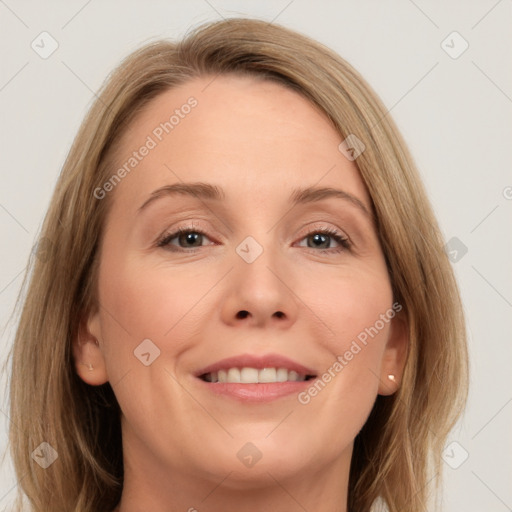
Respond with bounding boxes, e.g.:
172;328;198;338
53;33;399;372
227;368;241;383
202;367;309;384
259;368;276;383
240;367;259;383
276;368;288;382
288;370;300;381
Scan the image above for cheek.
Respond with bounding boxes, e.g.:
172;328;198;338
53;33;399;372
96;252;234;410
99;256;213;342
95;258;211;431
310;264;393;351
302;267;393;402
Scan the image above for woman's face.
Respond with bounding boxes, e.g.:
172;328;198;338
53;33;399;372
76;74;406;492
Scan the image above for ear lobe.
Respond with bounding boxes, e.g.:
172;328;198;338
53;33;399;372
72;310;109;386
378;310;409;396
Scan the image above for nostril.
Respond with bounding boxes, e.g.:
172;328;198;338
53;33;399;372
236;310;249;319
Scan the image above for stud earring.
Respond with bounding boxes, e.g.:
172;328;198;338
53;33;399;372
387;374;396;383
80;362;94;371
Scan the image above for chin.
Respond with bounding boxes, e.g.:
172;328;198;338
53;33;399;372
205;438;314;483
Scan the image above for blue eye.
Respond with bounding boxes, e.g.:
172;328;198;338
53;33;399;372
298;228;351;253
156;227;351;253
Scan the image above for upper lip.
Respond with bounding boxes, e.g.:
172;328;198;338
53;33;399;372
195;353;317;378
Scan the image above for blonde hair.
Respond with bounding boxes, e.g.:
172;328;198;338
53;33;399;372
7;17;468;512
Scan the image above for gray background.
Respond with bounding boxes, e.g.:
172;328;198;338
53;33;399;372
1;1;511;510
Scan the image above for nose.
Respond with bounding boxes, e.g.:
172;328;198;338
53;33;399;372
219;244;299;329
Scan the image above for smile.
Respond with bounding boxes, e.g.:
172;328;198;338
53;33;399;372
199;367;316;383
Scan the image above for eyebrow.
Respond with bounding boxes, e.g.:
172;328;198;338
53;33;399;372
137;182;373;219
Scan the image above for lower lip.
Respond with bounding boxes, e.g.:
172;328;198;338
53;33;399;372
196;378;315;402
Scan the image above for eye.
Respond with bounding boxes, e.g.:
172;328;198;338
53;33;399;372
157;227;213;251
297;227;351;253
156;225;351;254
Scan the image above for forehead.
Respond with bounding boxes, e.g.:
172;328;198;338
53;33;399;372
108;74;371;215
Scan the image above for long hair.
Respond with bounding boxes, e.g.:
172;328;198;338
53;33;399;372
7;17;468;512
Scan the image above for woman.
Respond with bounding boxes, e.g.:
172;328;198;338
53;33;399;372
8;17;468;512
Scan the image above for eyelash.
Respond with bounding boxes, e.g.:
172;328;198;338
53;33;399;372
156;225;351;254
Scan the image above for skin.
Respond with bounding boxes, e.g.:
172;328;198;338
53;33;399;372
74;74;408;512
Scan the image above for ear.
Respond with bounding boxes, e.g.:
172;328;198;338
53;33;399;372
72;306;109;386
378;308;409;396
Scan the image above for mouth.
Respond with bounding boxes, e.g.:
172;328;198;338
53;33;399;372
194;353;317;402
199;367;317;383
